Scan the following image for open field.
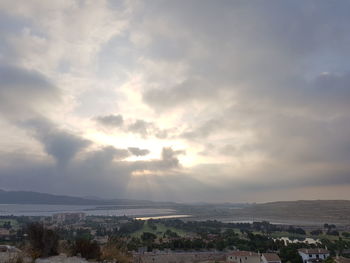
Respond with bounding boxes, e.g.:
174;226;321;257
233;200;350;224
131;221;188;238
178;200;350;225
0;218;19;229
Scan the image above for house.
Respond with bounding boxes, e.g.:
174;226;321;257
298;249;330;263
52;212;85;224
0;228;10;237
133;251;226;263
261;253;282;263
227;251;260;263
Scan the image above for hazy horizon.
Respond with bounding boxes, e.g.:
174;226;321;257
1;1;350;203
1;188;350;204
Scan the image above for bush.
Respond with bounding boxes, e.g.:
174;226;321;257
141;232;157;242
27;222;59;259
71;238;101;260
342;232;350;238
311;229;323;236
101;244;132;263
327;230;339;236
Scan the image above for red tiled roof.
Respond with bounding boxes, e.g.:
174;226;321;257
298;249;329;254
229;251;260;257
263;253;281;262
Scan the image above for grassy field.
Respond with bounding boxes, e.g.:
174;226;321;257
269;231;306;239
229;200;350;224
0;218;19;230
132;221;188;238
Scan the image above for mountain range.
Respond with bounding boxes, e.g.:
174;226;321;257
0;189;161;206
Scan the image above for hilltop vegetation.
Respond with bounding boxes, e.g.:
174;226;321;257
232;200;350;224
178;200;350;224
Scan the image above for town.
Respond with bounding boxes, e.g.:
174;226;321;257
1;213;350;263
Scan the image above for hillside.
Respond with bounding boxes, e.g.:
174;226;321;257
0;189;158;206
230;200;350;224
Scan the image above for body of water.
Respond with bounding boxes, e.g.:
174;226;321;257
136;214;191;220
0;204;179;217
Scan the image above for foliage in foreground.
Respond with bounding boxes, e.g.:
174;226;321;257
71;238;101;260
27;222;59;259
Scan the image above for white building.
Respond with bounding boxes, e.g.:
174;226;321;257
298;248;330;263
52;212;85;224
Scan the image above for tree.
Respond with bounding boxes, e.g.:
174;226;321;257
27;222;59;259
279;243;304;263
3;221;12;229
311;230;323;236
101;238;132;263
71;238;101;260
342;232;350;238
141;232;157;242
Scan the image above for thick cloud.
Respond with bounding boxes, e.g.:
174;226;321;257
128;147;150;156
143;78;216;110
0;64;60;118
24;118;91;166
95;114;124;127
95;114;170;139
0;145;186;199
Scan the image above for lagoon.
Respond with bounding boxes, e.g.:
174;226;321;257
0;204;177;217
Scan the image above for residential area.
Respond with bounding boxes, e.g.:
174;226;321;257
1;213;350;263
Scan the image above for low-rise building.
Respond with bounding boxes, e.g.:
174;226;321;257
52;212;85;224
227;251;260;263
261;253;282;263
133;251;226;263
298;248;330;263
0;228;10;237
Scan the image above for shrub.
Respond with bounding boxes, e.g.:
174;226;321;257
27;222;59;259
71;238;101;260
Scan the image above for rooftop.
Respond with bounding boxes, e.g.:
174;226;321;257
263;253;281;262
298;249;329;255
229;251;260;257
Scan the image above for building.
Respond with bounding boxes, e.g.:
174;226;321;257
227;251;260;263
261;253;282;263
0;228;10;237
133;251;226;263
298;249;330;263
52;212;85;224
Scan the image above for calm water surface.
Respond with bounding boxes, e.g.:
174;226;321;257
0;204;177;217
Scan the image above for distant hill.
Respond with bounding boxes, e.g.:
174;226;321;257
0;189;161;206
230;200;350;224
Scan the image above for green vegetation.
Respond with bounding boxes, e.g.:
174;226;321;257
27;222;59;259
2;214;350;262
131;220;187;238
71;238;101;260
0;218;19;230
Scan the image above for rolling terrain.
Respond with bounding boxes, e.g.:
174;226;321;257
1;190;349;224
183;200;350;225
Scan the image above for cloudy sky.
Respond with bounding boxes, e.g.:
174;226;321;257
0;0;349;203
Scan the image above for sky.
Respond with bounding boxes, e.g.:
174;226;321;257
0;0;350;203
